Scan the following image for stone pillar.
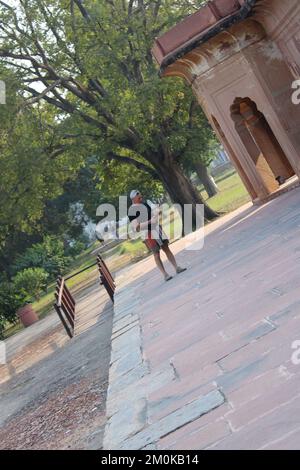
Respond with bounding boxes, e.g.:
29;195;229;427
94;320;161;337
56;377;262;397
230;100;278;198
240;100;294;183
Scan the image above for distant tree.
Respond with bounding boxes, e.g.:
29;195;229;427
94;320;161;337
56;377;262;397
0;277;25;338
0;65;85;273
180;113;221;197
13;236;70;279
13;267;49;302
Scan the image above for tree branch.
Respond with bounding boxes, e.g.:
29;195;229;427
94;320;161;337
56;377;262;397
21;80;62;107
106;152;159;178
73;0;91;20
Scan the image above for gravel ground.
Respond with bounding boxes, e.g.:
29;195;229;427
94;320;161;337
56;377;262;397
0;282;113;450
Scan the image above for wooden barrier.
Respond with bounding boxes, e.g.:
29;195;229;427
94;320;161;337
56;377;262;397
54;276;75;338
54;255;115;338
97;255;115;302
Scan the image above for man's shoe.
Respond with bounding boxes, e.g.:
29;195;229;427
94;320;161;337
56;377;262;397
164;273;173;282
176;266;187;274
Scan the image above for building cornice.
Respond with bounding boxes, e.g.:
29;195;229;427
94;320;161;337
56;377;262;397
152;0;258;76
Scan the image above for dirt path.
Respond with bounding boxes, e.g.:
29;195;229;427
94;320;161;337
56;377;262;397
0;282;113;450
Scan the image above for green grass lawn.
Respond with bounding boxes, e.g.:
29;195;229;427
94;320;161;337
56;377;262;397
4;170;250;338
200;170;251;213
164;170;251;237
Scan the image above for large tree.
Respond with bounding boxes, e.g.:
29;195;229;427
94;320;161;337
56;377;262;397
0;64;85;273
0;0;218;222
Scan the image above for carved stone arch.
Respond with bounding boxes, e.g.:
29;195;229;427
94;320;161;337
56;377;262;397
179;56;199;70
187;50;212;72
163;62;194;84
189;51;213;76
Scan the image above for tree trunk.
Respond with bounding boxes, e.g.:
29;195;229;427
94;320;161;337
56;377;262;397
195;162;219;198
154;160;219;222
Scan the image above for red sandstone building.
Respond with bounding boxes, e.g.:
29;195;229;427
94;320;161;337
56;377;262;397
152;0;300;203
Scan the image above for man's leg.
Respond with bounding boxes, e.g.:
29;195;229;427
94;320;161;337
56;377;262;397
161;244;178;270
162;244;186;274
153;252;172;280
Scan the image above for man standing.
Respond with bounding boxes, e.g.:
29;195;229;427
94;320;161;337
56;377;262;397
128;190;186;282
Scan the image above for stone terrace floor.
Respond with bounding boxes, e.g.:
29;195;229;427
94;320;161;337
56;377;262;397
104;188;300;450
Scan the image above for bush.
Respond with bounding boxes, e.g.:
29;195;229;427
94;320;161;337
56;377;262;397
13;236;70;279
0;279;25;339
65;240;86;258
13;268;49;302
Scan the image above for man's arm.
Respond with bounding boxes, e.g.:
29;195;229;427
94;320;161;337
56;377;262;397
130;214;158;232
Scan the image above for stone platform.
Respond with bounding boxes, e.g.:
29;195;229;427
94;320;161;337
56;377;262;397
104;188;300;450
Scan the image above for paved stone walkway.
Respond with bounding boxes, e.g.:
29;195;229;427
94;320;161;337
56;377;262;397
0;282;113;449
104;189;300;450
